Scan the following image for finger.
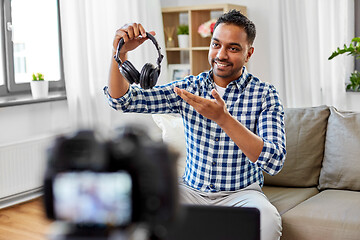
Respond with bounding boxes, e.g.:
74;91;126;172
174;87;181;95
211;89;224;104
138;23;147;38
179;89;203;104
113;30;129;50
179;92;196;106
174;87;198;102
138;24;156;38
175;89;204;109
138;31;157;46
126;25;135;39
113;30;124;49
120;30;130;42
132;23;141;38
174;88;190;102
174;87;188;101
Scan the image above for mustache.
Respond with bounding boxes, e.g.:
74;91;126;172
213;58;232;64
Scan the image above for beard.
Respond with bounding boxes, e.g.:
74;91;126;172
210;58;243;80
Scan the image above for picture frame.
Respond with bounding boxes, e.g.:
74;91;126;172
168;64;190;81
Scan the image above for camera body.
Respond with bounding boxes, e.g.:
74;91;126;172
43;125;179;237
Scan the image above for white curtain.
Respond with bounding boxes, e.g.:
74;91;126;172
59;0;167;135
269;0;354;109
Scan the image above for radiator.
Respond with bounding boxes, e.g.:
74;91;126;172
0;135;55;208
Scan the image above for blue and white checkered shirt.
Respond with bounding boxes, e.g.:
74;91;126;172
104;67;286;192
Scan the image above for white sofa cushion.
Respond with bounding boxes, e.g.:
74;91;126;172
152;114;186;177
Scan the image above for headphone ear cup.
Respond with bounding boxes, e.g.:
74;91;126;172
149;68;159;88
140;63;156;89
120;60;140;84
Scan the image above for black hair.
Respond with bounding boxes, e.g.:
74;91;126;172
213;9;256;45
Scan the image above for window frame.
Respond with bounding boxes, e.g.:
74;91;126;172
0;5;6;95
1;0;65;96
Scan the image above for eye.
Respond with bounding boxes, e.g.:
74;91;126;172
229;47;240;52
211;42;220;48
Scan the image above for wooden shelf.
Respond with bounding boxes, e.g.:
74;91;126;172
166;47;191;51
192;47;210;51
162;4;247;76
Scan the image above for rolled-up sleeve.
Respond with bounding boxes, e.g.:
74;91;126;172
256;86;286;176
103;86;133;111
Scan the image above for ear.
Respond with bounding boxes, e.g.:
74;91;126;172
245;46;254;63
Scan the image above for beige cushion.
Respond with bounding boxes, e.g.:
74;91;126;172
318;107;360;191
281;190;360;240
262;186;319;215
264;106;330;187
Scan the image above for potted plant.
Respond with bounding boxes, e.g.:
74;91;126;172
328;37;360;91
30;72;49;99
177;24;189;48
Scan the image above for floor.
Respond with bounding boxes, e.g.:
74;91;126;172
0;197;53;240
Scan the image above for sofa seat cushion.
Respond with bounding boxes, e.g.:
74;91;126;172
281;190;360;240
262;186;319;215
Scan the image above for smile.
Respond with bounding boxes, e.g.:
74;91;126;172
214;61;231;68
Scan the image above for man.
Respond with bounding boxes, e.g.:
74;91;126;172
104;10;286;240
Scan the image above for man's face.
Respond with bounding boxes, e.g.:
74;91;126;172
208;23;254;87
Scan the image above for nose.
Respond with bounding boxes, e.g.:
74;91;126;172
216;46;228;60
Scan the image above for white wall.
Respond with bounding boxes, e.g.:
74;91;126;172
0;100;70;146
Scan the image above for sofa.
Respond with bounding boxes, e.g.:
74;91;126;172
263;105;360;240
151;105;360;240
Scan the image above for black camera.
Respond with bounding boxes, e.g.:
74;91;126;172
43;125;179;239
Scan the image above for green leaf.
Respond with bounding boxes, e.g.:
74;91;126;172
329;37;360;61
32;72;44;81
177;25;189;35
328;51;339;60
348;71;360;91
37;73;44;80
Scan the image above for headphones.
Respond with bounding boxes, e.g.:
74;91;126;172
114;32;164;89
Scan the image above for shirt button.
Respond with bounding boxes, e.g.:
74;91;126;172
212;161;216;166
210;184;215;189
215;137;219;142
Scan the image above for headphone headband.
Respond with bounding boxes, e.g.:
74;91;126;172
114;32;164;70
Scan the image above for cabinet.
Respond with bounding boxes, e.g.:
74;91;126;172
162;4;247;76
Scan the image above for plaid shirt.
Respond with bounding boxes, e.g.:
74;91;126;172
104;67;286;192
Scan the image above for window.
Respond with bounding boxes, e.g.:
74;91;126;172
0;0;64;97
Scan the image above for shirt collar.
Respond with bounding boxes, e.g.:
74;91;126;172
205;66;252;91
